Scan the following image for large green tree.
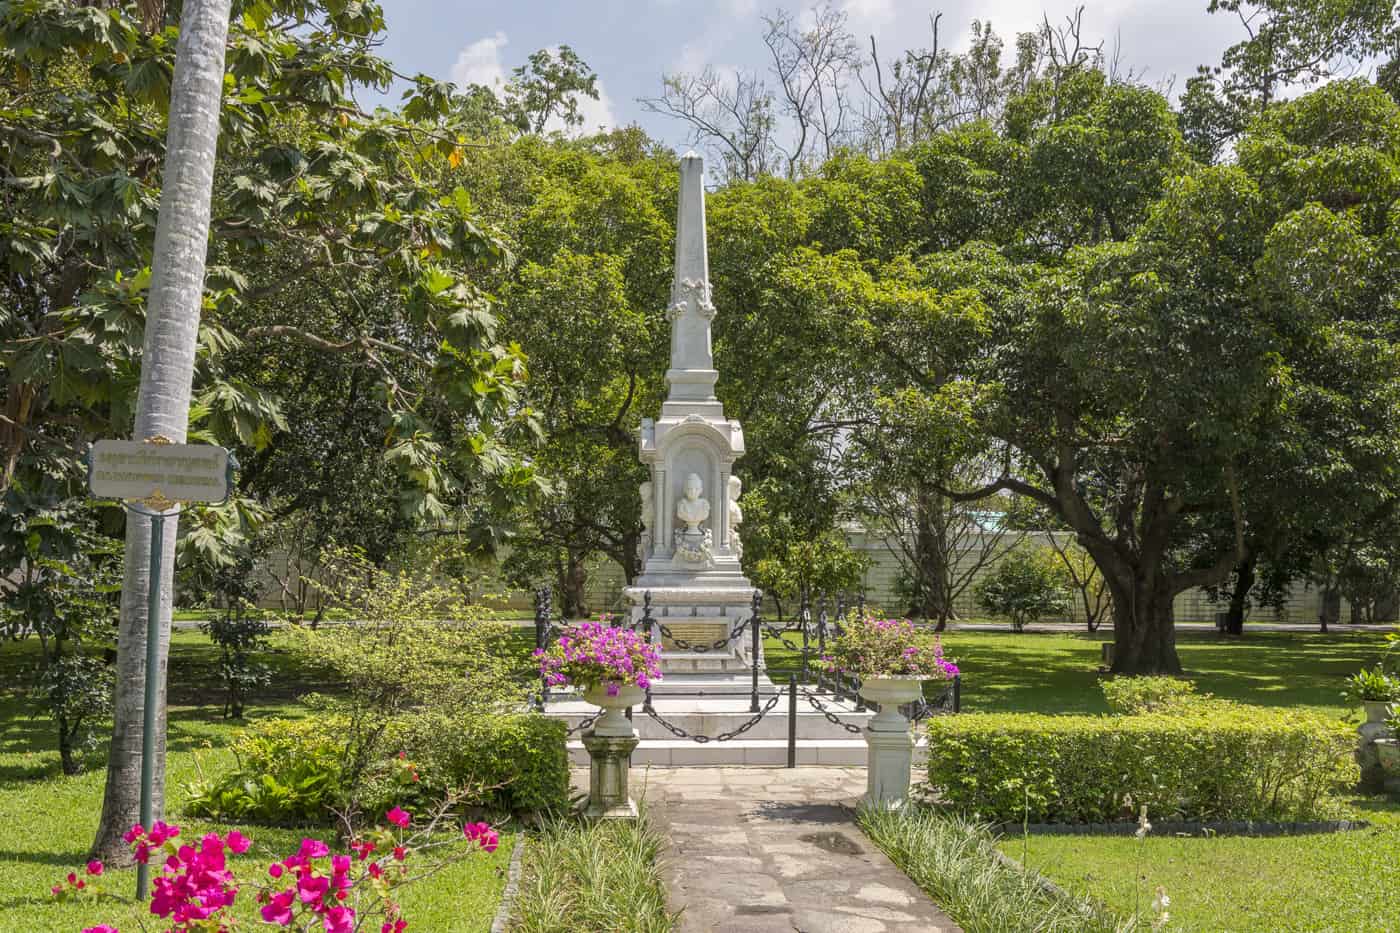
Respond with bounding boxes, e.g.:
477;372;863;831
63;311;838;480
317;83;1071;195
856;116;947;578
0;0;536;857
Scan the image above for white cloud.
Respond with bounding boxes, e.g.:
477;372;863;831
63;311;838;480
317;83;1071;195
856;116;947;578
840;0;895;28
562;79;617;135
450;31;508;89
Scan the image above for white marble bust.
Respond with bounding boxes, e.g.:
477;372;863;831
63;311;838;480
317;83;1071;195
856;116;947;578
676;472;710;532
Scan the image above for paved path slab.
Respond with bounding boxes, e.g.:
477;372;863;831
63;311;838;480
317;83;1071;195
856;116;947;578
612;766;961;933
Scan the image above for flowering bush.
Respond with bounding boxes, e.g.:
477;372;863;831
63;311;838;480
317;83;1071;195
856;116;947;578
62;804;500;933
818;615;959;679
535;619;662;695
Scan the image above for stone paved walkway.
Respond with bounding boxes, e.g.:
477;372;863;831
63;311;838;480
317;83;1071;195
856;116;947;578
619;766;961;933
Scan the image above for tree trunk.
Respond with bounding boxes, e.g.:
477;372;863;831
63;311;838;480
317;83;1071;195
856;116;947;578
1224;555;1255;636
91;0;232;862
1108;579;1183;675
559;550;588;619
1319;586;1340;633
911;487;952;626
58;718;80;776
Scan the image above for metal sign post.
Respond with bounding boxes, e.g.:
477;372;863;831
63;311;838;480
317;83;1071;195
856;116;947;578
87;435;234;900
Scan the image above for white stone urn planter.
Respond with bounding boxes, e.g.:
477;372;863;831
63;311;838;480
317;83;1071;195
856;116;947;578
581;681;645;821
857;675;928;810
583;682;646;737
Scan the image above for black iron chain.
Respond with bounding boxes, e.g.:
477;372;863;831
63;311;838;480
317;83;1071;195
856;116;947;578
643;692;782;743
798;687;866;734
906;684;956;722
565;712;600;736
761;623;807;653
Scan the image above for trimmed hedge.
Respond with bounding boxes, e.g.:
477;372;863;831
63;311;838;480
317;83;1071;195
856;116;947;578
925;706;1355;824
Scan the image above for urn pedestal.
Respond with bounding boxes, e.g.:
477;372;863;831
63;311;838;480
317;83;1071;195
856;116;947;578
582;683;645;820
1376;738;1400;797
1357;701;1396;792
858;676;926;809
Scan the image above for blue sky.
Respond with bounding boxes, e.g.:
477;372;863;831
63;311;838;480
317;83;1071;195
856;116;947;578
368;1;1248;149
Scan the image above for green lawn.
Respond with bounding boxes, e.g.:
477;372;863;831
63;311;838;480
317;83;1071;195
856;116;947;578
1006;802;1400;932
0;632;512;932
765;627;1387;716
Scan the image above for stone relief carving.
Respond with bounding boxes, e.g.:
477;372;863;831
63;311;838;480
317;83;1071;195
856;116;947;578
667;277;716;322
638;480;653;561
727;475;743;556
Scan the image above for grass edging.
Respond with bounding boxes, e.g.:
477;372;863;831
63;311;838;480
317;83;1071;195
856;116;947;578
506;810;674;932
489;834;527;933
858;805;1129;933
989;818;1372;837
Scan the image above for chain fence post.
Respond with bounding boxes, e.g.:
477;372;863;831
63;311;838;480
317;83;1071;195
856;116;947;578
787;673;798;768
533;585;551;710
642;590;656;714
816;594;829;694
750;590;762;713
953;674;961;713
799;587;811;684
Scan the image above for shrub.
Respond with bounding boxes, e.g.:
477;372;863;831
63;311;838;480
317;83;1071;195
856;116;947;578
186;718;346;825
975;545;1070;632
387;712;570;815
186;713;569;824
36;653;114;775
287;549;530;793
925;708;1355;824
1100;676;1198;714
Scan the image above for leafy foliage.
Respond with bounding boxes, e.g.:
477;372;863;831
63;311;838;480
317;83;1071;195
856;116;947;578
975;545;1071;633
510;811;675;933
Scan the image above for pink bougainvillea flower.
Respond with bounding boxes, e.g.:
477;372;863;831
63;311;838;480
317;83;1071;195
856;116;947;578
296;872;329;904
299;838;331;859
260;888;295;926
331;854;351;874
385;807;411;829
269;862;284;879
324;904;356;933
50;885;62;897
392;846;407;862
463;822;500;853
226;829;252;854
82;926;120;933
85;860;104;876
367;862;384;879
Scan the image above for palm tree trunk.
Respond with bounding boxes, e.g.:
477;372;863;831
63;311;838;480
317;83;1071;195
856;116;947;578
91;0;232;862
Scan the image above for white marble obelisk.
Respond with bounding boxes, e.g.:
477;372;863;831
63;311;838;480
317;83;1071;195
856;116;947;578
627;153;756;676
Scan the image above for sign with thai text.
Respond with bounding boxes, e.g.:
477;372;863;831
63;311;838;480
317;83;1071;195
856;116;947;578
88;439;230;504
